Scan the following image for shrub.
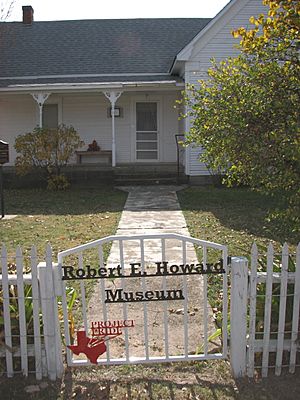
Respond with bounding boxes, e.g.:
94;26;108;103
14;124;84;189
47;174;70;191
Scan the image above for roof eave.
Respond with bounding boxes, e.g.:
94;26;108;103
171;0;239;72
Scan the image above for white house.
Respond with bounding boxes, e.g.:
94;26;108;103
0;0;267;183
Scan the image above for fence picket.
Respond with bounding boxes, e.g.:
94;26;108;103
222;246;228;358
140;239;150;360
1;245;13;377
248;243;258;377
16;246;28;376
182;241;189;358
162;238;169;359
289;243;300;373
78;252;88;333
30;246;42;380
52;261;63;379
203;246;208;356
98;244;111;361
119;240;130;361
275;243;289;376
261;243;274;377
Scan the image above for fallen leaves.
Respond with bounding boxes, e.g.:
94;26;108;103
168;307;199;316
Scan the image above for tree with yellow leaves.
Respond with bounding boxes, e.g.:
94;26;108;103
182;0;299;233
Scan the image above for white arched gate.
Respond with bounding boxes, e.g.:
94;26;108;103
57;234;228;367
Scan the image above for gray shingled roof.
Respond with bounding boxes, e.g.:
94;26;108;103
0;18;210;87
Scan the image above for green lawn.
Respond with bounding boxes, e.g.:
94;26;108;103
2;185;296;261
0;186;127;261
177;186;298;256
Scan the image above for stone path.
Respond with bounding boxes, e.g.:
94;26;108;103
107;185;196;264
1;215;17;220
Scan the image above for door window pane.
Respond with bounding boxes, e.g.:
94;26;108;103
136;102;157;131
136;132;157;141
136;151;158;160
136;142;157;150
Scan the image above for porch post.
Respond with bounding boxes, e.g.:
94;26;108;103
103;91;122;167
31;93;51;127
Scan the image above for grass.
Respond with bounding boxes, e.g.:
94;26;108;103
177;186;298;254
2;185;296;264
1;185;300;399
1;186;127;261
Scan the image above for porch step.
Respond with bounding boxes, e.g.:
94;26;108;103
112;162;187;185
114;174;188;185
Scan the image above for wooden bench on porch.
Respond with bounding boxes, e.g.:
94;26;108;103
75;150;112;165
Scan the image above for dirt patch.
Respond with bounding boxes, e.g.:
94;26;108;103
1;361;300;400
84;266;217;362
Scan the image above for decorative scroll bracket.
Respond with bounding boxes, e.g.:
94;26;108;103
103;91;122;108
31;92;51;127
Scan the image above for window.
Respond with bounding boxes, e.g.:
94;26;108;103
42;104;58;129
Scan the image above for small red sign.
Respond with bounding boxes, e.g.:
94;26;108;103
68;330;107;364
67;319;135;364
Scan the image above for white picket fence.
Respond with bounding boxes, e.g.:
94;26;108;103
0;241;299;380
246;243;300;377
0;244;63;380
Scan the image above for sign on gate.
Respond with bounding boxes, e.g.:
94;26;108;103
58;234;228;366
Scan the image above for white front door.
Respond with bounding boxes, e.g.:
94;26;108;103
136;102;158;161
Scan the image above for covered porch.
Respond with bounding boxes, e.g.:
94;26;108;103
0;80;186;174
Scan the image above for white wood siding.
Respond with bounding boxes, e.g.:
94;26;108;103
189;0;268;71
188;146;211;176
0;95;36;165
184;70;209;176
185;0;268;176
62;94;114;159
161;93;182;162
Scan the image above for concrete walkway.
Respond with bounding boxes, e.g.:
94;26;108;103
107;185;196;264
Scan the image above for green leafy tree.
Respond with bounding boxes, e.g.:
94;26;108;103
182;0;300;232
14;124;84;190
